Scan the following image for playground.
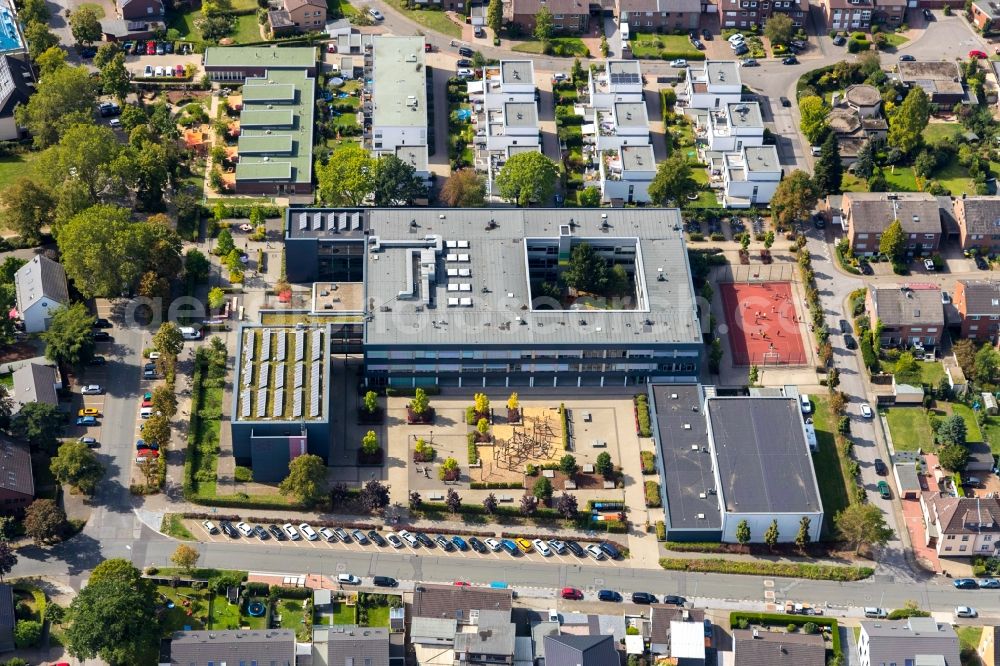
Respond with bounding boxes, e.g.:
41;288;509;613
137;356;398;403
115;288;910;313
719;281;807;367
478;408;563;484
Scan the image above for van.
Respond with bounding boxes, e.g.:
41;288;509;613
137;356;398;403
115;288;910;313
799;394;812;415
598;541;621;560
864;607;887;618
179;326;201;340
337;573;361;585
373;575;397;587
619;21;630;41
140;407;154;419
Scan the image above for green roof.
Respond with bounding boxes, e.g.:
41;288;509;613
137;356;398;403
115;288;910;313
243;83;296;102
203;46;317;70
241;109;295;128
239;134;294;155
236;161;292;180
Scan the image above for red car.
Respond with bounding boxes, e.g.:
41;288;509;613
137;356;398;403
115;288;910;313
969;50;988;59
453;581;470;586
561;587;584;600
146;40;156;55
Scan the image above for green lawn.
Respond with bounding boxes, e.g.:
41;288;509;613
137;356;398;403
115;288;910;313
932;158;976;196
166;9;203;42
327;0;359;17
232;14;263;43
840;172;867;192
687;190;722;208
923;122;962;145
881;33;908;47
0;373;11;389
983;416;1000;454
275;598;309;640
630;33;703;59
332;601;356;625
885;407;935;452
383;0;461;37
0;153;38;189
883;166;920;192
511;38;590;57
950;403;984;443
956;625;982;652
891;359;946;386
813;396;854;537
157;586;210;632
365;604;390;627
77;2;105;17
160;513;195;540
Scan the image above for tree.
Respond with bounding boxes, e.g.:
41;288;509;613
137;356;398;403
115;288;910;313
14;621;41;649
954;339;977;378
496;151;558;206
507;392;519;411
360;479;390;514
474;392;490;415
316;144;375;206
42;302;96;367
812;132;842;195
9;402;61;451
974;344;1000;383
278;454;327;505
0;257;25;284
215;228;235;256
888;87;930;156
533;476;553;501
408;491;422;510
835;504;894;553
764;12;794;45
795;516;812;551
45;603;65;625
476;418;490;437
763;519;779;549
411;388;429;415
735;519;751;549
520;494;538;515
938;443;969;472
487;0;502;35
24;22;59;61
58;206;141;297
854;140;875;180
439;456;459;481
100;52;130;102
91;559;143;587
446;488;462;513
374;154;425;206
563;241;609;295
69;6;102;45
65;576;159;665
152;385;177;419
361;430;379;456
798;96;828;145
18;0;50;26
363;390;378;414
439;169;485;207
578;186;602;207
170;544;200;573
534;5;553;43
770;170;817;228
23;499;66;544
184;248;210;284
556;492;578;518
878;219;906;261
50;441;104;495
93;43;118;70
937;414;968;447
648;153;697;207
207;287;226;311
153;322;184;358
141;414;170;449
0;540;17;582
595;451;613;478
1;178;54;244
558;454;577;476
894;350;918;378
483;493;499;515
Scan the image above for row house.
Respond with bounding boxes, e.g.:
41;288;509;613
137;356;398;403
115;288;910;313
865;284;945;348
954;196;1000;254
720;0;806;29
843;192;943;257
620;0;701;33
952;279;1000;343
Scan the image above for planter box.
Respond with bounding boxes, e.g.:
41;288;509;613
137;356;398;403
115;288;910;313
406;406;435;425
358;408;384;425
357;448;384;466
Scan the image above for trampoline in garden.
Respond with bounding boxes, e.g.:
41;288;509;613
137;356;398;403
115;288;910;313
248;601;266;617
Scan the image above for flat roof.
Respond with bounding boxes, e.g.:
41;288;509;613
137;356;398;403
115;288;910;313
237;68;315;185
203;46;316;70
504;101;537;127
286;208;366;239
621;144;655;172
607;59;641;82
651;384;721;530
372;36;427;130
704;60;740;87
501;60;534;85
235;161;292;180
394;144;428;173
613;101;647;128
744;145;779;172
706;397;822;515
238;134;294;154
242;83;296;102
240;108;295;128
363;208;701;347
727;101;763;129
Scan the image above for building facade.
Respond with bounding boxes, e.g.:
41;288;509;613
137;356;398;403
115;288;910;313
720;0;806;28
953;196;1000;254
844;192;943;257
952;279;1000;342
865;284;945;348
921;494;1000;557
14;255;68;333
620;0;701;32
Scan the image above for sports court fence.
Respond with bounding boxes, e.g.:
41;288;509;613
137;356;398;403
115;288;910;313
712;263;794;284
739;350;809;367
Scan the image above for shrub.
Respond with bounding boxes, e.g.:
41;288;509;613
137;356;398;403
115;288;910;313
559;403;569;449
803;622;817;634
234;466;252;483
467;433;479;465
640;450;656;474
644;481;662;508
655;521;666;541
13;620;41;649
635;394;652;437
664;559;873;582
787;623;798;632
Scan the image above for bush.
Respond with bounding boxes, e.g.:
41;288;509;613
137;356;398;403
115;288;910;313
640;450;656;475
655;521;666;541
467;433;480;465
559;403;569;449
803;622;817;634
635;394;652;437
13;620;41;649
663;559;873;582
644;481;662;508
234;466;252;483
787;623;798;632
663;541;726;552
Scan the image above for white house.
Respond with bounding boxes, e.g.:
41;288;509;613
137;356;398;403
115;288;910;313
597;144;656;204
858;618;960;666
478;60;540;154
717;145;782;208
587;60;644;110
684;60;743;110
592;101;650;151
704;101;765;153
370;36;428;161
0;55;33;142
14;255;68;333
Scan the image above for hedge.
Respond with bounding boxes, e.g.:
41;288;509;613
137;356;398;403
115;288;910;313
269;585;312;599
730;612;841;658
640;450;656;475
644;481;662;508
419;501;563;520
559;403;569;449
384;386;442;397
470;482;523;489
467;433;480;465
245;582;270;596
634;394;652;437
604;519;627;533
663;541;726;552
662;558;874;582
655;521;666;541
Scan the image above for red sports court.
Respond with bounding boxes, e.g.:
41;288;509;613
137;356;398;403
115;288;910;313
719;281;806;367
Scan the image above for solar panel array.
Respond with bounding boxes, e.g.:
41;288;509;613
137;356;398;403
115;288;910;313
293;388;303;418
260;328;271;361
258;363;269;388
310;364;321;417
610;71;641;86
294;330;305;361
294;362;304;388
274;365;284;389
276;330;286;361
240;389;251;417
236;327;326;422
255;388;267;417
273;388;284;417
311;330;322;361
242;360;253;387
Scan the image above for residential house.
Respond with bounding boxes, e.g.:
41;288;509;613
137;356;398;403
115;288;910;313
12;363;61;411
620;0;701;33
412;584;513;624
312;625;390;666
977;625;1000;666
730;629;825;666
14;255;68;333
503;0;590;34
858;617;960;666
597;144;657;204
866;284;945;348
557;612;626;641
543;634;620;666
844;83;882;117
648;606;706;656
683;60;743;110
821;0;873;31
410;617;458;664
587;60;644;110
0;434;35;514
953;196;1000;254
701;101;765;153
713;145;782;208
283;0;326;30
368;35;429;182
0;55;32;141
898;60;968;106
668;621;707;665
825;102;887;165
843;192;943;256
970;0;1000;32
952;279;1000;342
719;0;806;29
920;494;1000;557
161;629;295;666
0;585;12;653
874;0;906;27
453;610;516;665
116;0;162;21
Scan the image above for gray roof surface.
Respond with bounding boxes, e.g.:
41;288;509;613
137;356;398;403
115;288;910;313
860;618;960;666
707;396;822;515
0;433;34;500
364;208;701;347
12;363;58;408
651;384;721;530
412;584;512;623
743;145;779;172
732;629;825;666
607;59;641;81
316;625;389;666
621;144;655;172
955;196;1000;235
614;101;648;128
957;280;1000;315
898;61;964;96
726;102;763;129
845;192;942;234
453;611;515;656
704;61;740;87
169;629;295;665
543;634;619;666
649;607;705;647
202;46;317;70
14;255;68;313
558;612;626;642
372;36;427;130
286;208;365;239
394;144;429;173
410;616;458;641
504;101;537;127
501;60;534;85
869;285;944;328
845;83;882;107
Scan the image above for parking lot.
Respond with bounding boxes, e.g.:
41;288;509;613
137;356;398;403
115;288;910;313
186;518;630;568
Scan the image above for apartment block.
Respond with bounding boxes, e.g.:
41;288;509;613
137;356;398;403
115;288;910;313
683;60;743;110
367;36;430;181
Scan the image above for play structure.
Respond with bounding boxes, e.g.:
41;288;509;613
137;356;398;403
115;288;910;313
247;601;266;617
492;414;557;471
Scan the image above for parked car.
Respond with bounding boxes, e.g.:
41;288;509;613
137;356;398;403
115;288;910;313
741;58;758;67
236;522;253;537
435;535;455;551
456;58;472;67
474;26;485;37
146;41;156;55
877;480;891;500
701;28;711;40
969;50;988;59
533;539;552;556
201;520;219;535
368;8;383;20
298;523;318;541
548;539;567;554
874;458;888;475
899;54;916;62
485;537;502;552
790;39;806;49
76;416;97;426
458;46;474;57
82;384;103;395
597;589;622;602
92;331;112;341
368;530;387;547
864;607;888;618
352;529;369;545
500;539;518;555
844;334;858;350
663;595;687;606
373;576;397;587
469;536;487;553
782;56;798;65
832;34;846;46
566;540;585;557
976;256;990;270
860;403;873;419
319;527;336;542
669;59;687;68
954;578;979;589
79;437;98;447
631;592;656;604
561;587;583;600
599;541;621;560
415;532;433;547
386;533;403;548
451;535;468;551
779;96;791;107
923;8;934;19
282;523;301;541
956;606;978;618
267;524;286;540
219;520;238;538
515;538;533;553
838;319;851;334
334;527;350;542
253;525;269;540
337;573;361;585
586;544;605;560
727;33;745;44
457;68;474;79
924;258;936;271
979;578;1000;589
691;39;704;50
155;43;165;55
397;530;418;547
733;44;749;56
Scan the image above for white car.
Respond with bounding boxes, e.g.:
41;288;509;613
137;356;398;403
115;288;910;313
149;351;161;360
670;59;687;68
154;66;165;77
368;8;384;20
298;523;319;541
81;384;103;395
386;533;403;548
586;544;605;560
860;403;873;419
955;606;977;618
485;537;502;552
338;573;361;585
457;68;474;79
236;521;253;537
727;33;746;44
923;258;936;271
397;529;419;547
201;520;219;535
282;523;301;541
319;527;336;542
548;539;567;554
532;539;552;556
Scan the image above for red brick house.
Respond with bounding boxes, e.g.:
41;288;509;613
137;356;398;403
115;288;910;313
953;196;1000;254
952;280;1000;343
0;435;34;514
866;284;945;348
504;0;591;34
844;192;943;257
620;0;701;33
719;0;807;29
821;0;873;32
117;0;163;21
969;0;1000;32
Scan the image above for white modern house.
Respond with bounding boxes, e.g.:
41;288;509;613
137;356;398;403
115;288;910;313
587;60;644;110
711;145;782;208
592;101;650;151
598;144;656;204
683;60;743;110
369;35;429;180
14;255;68;333
703;101;765;153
